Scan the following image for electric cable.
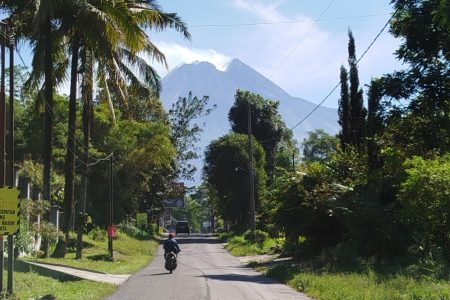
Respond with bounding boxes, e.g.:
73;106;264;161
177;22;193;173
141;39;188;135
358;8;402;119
269;0;336;79
289;7;399;131
189;13;391;28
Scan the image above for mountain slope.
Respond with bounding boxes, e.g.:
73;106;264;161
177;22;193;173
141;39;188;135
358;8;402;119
160;59;339;183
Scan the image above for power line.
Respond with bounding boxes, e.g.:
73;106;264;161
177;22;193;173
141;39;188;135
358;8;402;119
189;13;391;28
289;8;399;131
269;0;336;79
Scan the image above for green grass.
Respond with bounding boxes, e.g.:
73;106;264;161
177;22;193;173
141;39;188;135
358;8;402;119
6;269;115;300
257;262;450;300
222;233;284;256
222;232;450;298
24;230;160;274
7;230;160;299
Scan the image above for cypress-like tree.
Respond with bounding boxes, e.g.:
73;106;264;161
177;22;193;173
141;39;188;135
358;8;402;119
367;79;383;172
348;30;367;150
338;65;350;149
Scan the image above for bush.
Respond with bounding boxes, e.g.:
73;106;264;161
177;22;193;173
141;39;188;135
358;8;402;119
90;226;106;242
14;220;35;257
146;223;159;237
244;229;269;244
117;222;150;239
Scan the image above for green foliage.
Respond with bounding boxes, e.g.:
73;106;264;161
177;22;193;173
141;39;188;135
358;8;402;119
15;218;35;257
88;106;177;226
37;222;62;245
263;263;450;300
381;0;450;155
399;155;450;260
223;232;284;256
204;133;267;231
338;65;351;148
117;222;150;239
229;90;294;177
302;129;338;163
433;0;450;32
347;30;367;150
169;91;215;180
243;229;269;244
89;226;106;242
136;213;147;229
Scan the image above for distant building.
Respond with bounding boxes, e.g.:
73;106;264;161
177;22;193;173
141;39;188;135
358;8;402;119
160;182;186;228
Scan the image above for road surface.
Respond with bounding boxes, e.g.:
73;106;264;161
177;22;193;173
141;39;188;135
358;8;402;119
106;235;311;300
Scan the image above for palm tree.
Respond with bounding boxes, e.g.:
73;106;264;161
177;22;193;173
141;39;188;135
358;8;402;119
2;0;68;208
3;0;190;258
67;0;190;258
434;0;450;30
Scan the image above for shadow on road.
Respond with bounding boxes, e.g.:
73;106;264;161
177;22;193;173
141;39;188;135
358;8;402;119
160;236;221;245
196;273;279;284
143;272;171;276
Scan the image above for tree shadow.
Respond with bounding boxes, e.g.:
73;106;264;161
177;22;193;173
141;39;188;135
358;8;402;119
87;254;114;262
168;237;222;245
15;260;85;283
196;273;280;284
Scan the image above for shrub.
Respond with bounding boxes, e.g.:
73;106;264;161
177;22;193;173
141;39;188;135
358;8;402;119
90;226;106;242
117;222;150;239
399;155;450;261
14;219;35;257
146;223;159;237
244;229;269;244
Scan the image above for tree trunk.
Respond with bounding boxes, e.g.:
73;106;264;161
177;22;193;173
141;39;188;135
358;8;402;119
76;49;92;259
43;17;53;204
53;37;79;258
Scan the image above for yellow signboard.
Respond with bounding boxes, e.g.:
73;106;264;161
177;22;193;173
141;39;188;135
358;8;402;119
0;187;20;235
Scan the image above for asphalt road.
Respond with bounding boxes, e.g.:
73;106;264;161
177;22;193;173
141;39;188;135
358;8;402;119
106;234;311;300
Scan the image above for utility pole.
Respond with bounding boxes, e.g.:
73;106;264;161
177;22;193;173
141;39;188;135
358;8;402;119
7;22;15;294
108;154;114;259
0;21;6;293
7;23;14;294
247;102;256;239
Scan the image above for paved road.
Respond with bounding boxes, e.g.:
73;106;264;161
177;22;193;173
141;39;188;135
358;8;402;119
106;235;311;300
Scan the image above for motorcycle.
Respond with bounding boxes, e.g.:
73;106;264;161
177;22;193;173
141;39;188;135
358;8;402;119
164;251;178;273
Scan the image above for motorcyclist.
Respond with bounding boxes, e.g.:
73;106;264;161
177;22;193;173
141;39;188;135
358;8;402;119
163;233;180;259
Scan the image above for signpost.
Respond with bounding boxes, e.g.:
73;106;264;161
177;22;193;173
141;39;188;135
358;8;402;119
0;187;20;235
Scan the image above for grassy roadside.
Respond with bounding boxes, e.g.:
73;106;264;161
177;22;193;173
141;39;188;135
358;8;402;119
9;230;160;299
222;232;450;299
257;262;450;299
25;230;160;274
219;232;283;256
9;270;116;300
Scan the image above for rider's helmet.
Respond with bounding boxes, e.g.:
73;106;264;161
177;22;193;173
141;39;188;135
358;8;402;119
168;233;174;239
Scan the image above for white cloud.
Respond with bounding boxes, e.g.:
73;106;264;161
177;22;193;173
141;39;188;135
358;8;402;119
231;0;288;22
225;0;401;106
153;42;231;76
150;0;401;107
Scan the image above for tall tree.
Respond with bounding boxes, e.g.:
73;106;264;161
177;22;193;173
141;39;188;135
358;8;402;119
71;0;190;258
347;30;367;150
169;92;215;181
366;79;384;172
302;129;338;163
381;0;450;154
338;66;351;149
204;133;267;231
228;90;292;181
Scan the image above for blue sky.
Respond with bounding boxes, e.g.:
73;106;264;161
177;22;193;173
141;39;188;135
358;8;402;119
11;1;403;108
150;0;403;108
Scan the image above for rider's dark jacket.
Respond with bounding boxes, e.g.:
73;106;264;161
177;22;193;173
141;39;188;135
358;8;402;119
163;238;180;254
